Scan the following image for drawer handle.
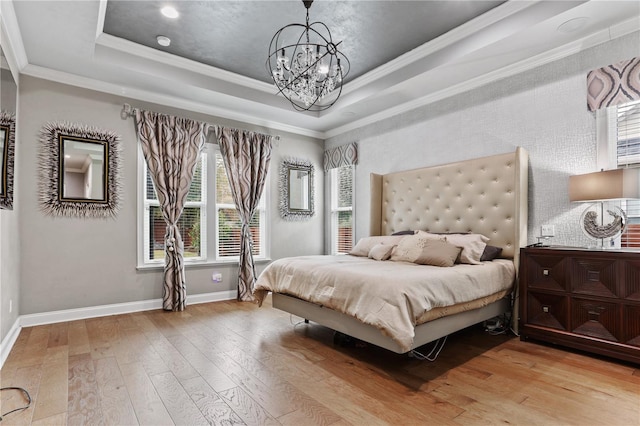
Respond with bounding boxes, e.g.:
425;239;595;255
543;306;549;313
543;269;549;276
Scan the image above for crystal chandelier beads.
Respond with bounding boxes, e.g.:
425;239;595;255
266;0;350;112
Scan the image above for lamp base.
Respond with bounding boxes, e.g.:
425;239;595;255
580;202;627;247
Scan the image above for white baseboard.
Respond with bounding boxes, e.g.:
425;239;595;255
0;318;21;368
0;290;236;368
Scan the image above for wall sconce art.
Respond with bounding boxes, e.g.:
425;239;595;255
39;121;122;218
0;111;16;210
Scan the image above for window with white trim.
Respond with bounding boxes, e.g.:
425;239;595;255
214;152;266;259
600;99;640;247
143;154;206;263
139;145;268;265
330;165;354;254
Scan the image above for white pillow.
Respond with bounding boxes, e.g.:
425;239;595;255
368;243;396;261
417;231;489;265
349;235;406;257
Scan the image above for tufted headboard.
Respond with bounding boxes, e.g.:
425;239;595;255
370;147;528;263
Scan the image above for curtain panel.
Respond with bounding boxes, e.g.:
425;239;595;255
134;109;207;311
323;142;358;171
587;57;640;111
214;126;273;301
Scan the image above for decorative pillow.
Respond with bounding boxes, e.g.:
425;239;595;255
391;230;416;236
480;245;503;262
390;235;459;267
418;231;489;265
349;235;406;257
368;243;396;261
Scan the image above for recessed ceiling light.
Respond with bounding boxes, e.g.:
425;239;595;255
161;6;179;19
157;35;171;47
557;17;589;34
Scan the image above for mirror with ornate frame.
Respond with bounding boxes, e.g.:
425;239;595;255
279;157;314;220
60;137;107;201
39;122;121;218
0;45;17;210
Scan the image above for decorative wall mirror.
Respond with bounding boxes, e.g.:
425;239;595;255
279;157;314;220
0;44;17;210
39;122;121;218
0;112;15;210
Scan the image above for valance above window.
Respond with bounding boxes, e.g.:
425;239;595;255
324;142;358;171
587;57;640;111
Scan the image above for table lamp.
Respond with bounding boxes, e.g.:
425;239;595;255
569;168;640;248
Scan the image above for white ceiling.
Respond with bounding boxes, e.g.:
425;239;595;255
2;1;640;139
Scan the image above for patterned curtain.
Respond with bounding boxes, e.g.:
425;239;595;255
214;126;273;301
134;109;207;311
587;57;640;111
323;142;358;171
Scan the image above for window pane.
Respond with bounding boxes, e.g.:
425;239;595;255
149;206;202;260
337;165;353;208
186;160;203;202
146;158;203;202
146;170;157;200
218;208;260;257
617;100;640;167
216;153;235;204
337;210;353;253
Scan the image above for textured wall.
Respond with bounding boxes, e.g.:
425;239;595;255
326;31;640;249
17;76;324;315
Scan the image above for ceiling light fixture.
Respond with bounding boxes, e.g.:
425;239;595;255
156;35;171;47
266;0;350;112
557;17;589;33
161;6;179;19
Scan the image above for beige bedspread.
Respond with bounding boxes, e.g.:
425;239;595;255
254;255;515;351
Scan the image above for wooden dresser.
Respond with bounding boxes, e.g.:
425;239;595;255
519;246;640;364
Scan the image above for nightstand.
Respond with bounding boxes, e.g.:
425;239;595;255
519;246;640;364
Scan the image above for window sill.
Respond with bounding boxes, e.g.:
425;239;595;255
136;258;272;271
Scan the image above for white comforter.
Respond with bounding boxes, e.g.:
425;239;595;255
254;255;515;351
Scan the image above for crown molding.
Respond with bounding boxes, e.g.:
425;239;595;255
341;1;536;96
21;64;324;139
0;0;28;78
324;17;640;139
96;33;275;94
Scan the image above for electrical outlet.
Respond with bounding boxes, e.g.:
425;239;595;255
9;299;12;313
212;272;223;283
541;225;555;237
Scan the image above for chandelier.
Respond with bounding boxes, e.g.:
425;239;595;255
266;0;350;112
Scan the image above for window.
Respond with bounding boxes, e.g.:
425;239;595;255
139;145;268;266
330;165;354;254
215;152;266;259
143;154;206;263
600;99;640;247
617;100;640;247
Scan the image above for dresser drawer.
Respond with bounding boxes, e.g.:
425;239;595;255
524;254;568;291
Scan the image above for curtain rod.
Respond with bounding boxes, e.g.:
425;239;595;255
120;103;280;140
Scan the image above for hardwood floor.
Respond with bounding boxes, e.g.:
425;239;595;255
1;296;638;425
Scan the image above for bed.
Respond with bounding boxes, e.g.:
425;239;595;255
255;147;528;354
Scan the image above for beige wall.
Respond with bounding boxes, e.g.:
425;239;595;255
17;76;324;315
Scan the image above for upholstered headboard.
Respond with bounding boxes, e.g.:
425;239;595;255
370;147;528;262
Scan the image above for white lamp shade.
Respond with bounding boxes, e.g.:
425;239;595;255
569;168;640;202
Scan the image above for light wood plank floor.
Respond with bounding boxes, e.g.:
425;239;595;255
1;296;638;425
